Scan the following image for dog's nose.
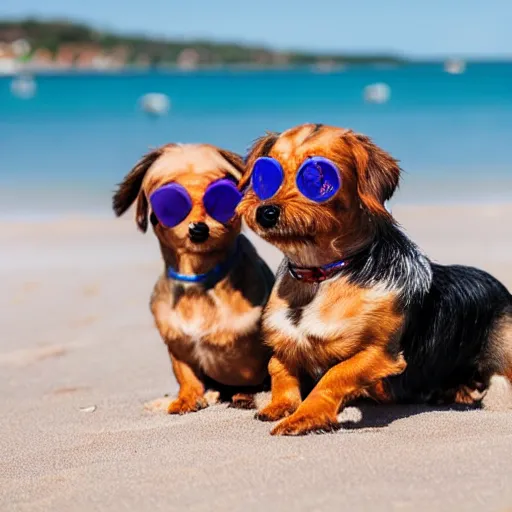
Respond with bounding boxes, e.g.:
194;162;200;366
188;222;210;243
256;205;280;229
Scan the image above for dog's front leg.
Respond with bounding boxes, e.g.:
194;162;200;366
151;298;207;414
167;348;208;415
255;356;302;421
271;348;406;435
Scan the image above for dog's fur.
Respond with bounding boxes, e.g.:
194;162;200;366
113;143;274;413
238;123;512;435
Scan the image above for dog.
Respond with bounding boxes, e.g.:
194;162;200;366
237;123;512;435
113;143;274;413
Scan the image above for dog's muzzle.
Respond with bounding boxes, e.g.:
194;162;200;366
256;205;280;229
188;222;210;243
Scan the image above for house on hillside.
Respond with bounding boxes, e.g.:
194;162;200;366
177;48;200;70
108;46;129;68
31;48;54;68
54;45;75;68
0;43;18;74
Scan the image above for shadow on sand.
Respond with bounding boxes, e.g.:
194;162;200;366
339;399;481;430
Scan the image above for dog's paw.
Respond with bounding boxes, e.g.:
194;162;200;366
229;393;256;410
167;395;208;415
204;390;221;406
453;385;486;405
270;411;339;436
255;400;299;422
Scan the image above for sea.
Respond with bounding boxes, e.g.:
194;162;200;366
0;63;511;220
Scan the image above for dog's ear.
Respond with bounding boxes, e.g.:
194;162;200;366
217;149;245;183
239;132;280;190
348;133;400;218
112;148;164;232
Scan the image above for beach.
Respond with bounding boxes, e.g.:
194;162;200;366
1;203;512;512
1;63;512;511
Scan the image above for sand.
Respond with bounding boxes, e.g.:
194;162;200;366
1;203;512;512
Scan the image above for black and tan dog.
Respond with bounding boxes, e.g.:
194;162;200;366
113;143;274;413
238;123;512;435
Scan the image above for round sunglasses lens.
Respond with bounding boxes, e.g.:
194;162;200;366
251;157;284;200
296;157;341;202
149;183;192;227
203;179;242;224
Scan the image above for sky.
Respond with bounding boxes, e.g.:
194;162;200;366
1;0;510;58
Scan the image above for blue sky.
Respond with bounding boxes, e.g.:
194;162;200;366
1;0;510;57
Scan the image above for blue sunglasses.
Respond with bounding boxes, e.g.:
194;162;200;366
150;178;242;228
251;156;341;203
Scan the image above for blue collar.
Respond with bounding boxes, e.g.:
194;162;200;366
167;238;241;286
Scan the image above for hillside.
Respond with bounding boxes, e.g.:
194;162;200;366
0;19;407;68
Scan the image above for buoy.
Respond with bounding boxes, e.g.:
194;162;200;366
444;59;466;75
140;93;171;116
363;83;390;104
10;74;37;99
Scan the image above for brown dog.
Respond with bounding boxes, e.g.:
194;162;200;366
238;123;512;435
113;143;274;413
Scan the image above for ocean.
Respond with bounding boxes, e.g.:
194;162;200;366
1;63;511;219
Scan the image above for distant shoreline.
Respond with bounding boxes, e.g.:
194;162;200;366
1;59;511;78
2;19;511;75
0;19;406;70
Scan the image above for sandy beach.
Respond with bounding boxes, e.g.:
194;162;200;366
1;203;512;512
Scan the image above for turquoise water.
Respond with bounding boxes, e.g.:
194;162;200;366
1;63;511;217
